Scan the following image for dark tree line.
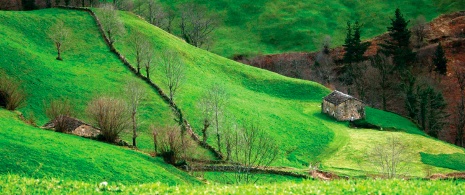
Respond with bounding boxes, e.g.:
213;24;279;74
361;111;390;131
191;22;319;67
336;8;449;139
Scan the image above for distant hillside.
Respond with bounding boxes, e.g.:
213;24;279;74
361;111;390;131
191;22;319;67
159;0;465;58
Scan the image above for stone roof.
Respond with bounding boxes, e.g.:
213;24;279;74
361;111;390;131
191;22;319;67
323;90;359;105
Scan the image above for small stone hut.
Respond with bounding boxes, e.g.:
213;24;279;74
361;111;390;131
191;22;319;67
43;116;100;138
321;90;365;121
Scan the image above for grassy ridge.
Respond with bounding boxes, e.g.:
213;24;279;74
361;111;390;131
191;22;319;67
1;8;465;180
0;110;199;184
160;0;465;57
2;174;465;194
116;11;465;173
0;9;175;152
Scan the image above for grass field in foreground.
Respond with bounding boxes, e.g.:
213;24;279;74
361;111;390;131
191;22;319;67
0;109;199;185
2;174;465;195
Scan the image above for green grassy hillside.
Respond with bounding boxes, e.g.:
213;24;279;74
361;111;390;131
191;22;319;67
115;11;465;175
0;9;176;152
1;8;464;182
0;109;199;184
159;0;465;57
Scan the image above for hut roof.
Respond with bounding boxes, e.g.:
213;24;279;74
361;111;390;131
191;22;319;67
324;90;359;105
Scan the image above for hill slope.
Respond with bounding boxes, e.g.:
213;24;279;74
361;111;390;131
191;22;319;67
159;0;465;57
0;8;464;179
115;11;465;175
0;109;199;184
0;9;176;152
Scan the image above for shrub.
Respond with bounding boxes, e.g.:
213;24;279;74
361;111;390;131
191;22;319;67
151;125;194;165
45;99;75;132
0;73;26;110
87;97;129;143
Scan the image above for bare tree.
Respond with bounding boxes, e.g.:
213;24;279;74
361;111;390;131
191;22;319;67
312;36;335;85
151;124;194;165
87;96;129;143
160;50;185;101
370;54;396;110
125;80;145;147
229;121;279;184
366;136;410;178
45;98;75;132
48;20;71;61
197;84;228;148
197;93;213;144
143;42;155;80
411;15;428;48
179;3;218;48
129;32;150;74
0;72;26;111
97;4;125;46
454;67;465;146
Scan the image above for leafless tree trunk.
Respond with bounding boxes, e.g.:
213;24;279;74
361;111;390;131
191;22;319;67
411;15;428;48
129;32;150;74
179;3;218;48
160;50;185;101
366;136;410;178
48;20;71;61
87;96;129;143
197;84;228;150
125;80;145;147
151;124;194;164
229;121;279;184
311;36;335;85
97;4;125;46
370;54;396;110
143;43;155;80
455;68;465;146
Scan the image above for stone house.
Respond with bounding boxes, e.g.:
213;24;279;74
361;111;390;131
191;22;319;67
43;116;100;138
321;90;365;121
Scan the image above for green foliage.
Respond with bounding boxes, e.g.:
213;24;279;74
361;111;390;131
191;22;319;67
0;110;199;184
3;174;465;194
343;21;370;65
379;8;416;70
433;43;448;75
421;152;465;171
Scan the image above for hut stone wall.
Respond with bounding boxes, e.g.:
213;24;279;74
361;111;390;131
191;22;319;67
322;99;365;121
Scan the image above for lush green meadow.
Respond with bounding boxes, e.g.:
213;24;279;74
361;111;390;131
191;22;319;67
116;10;465;174
160;0;465;57
2;174;465;194
0;9;177;152
0;110;199;184
1;7;465;190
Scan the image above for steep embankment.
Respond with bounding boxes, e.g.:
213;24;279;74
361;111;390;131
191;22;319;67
115;11;465;175
0;109;199;184
159;0;465;57
1;8;464;179
0;9;176;152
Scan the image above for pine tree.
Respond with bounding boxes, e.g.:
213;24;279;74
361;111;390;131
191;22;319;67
352;21;370;63
433;43;448;76
21;0;36;10
379;8;415;70
343;21;354;65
